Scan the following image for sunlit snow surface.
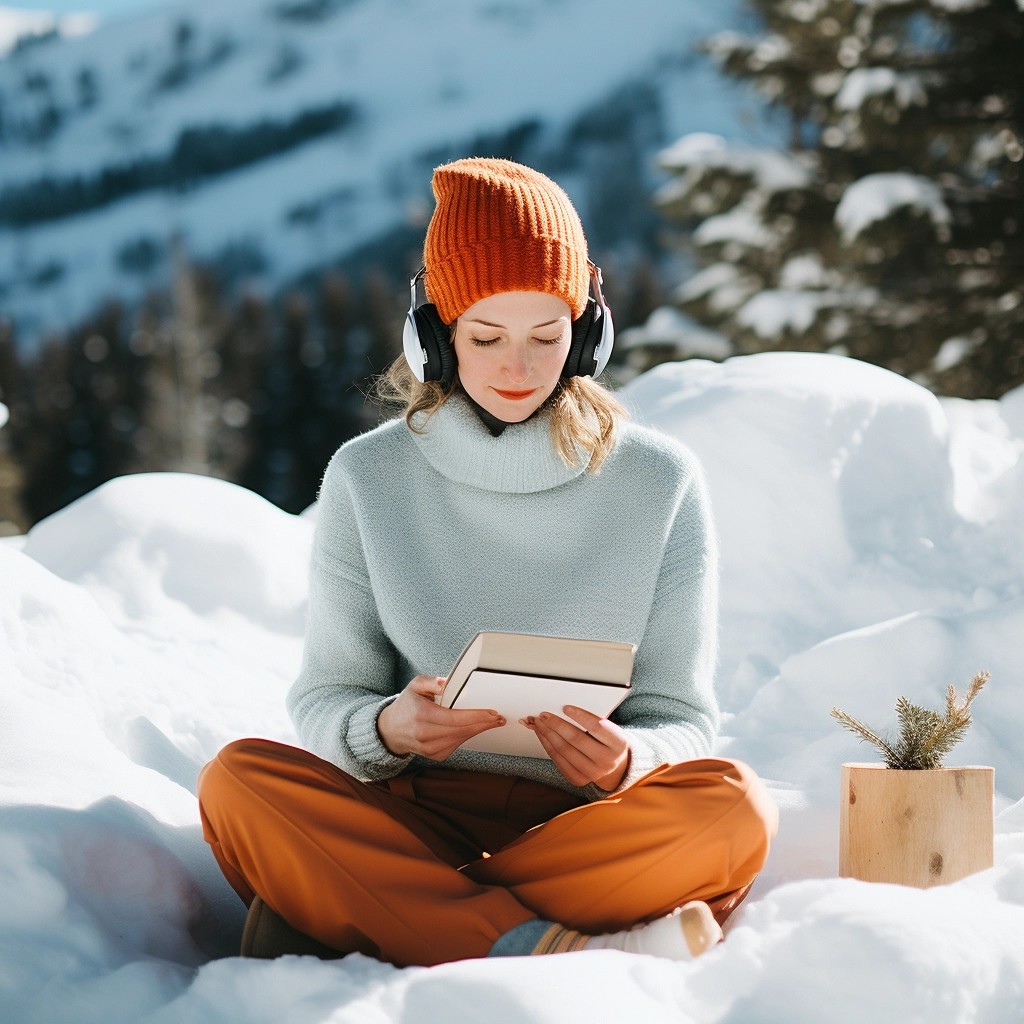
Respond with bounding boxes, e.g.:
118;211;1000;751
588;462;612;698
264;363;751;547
3;352;1024;1022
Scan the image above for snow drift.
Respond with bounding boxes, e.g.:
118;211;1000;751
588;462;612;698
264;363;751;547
2;352;1023;1022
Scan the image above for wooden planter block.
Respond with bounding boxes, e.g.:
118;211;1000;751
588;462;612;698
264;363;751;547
839;762;994;888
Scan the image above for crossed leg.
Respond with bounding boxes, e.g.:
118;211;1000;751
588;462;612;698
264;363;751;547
198;738;777;967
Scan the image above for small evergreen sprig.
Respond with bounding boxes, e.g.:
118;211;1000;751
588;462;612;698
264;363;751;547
830;671;989;770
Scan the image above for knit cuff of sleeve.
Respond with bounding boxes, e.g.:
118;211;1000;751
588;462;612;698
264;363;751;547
345;695;415;776
582;764;641;801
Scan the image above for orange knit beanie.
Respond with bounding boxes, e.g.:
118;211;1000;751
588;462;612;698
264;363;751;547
423;157;590;324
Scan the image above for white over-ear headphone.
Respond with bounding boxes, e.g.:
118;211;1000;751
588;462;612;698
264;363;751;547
402;261;615;385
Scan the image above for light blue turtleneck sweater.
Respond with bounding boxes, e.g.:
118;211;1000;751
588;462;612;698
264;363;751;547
286;393;720;801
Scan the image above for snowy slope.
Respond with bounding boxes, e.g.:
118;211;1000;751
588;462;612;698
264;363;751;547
0;0;750;344
0;5;98;57
2;351;1024;1022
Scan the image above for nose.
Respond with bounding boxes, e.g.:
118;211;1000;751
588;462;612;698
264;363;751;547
504;343;532;384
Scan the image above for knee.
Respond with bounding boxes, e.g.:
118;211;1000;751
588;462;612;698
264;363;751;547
720;759;779;864
656;757;779;863
197;737;281;817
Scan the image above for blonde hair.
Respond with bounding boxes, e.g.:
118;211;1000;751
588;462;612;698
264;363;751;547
376;355;628;474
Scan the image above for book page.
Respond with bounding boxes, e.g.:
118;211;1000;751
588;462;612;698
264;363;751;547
441;631;636;708
452;670;629;758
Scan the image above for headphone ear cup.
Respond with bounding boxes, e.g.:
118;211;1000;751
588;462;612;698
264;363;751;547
409;304;455;388
563;299;602;379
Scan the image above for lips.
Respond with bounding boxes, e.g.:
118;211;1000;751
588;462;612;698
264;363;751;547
492;388;539;400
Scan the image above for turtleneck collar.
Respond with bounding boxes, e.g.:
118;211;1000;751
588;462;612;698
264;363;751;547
410;392;590;493
462;392;511;437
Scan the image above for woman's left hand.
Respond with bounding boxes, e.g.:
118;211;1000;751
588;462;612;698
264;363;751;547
523;706;631;791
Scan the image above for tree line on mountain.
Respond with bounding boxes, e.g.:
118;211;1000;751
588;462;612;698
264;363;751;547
0;100;359;226
0;251;400;535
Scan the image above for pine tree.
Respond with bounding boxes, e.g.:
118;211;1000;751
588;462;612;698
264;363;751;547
658;0;1024;398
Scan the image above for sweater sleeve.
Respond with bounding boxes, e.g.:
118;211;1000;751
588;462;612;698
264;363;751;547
592;455;720;797
286;454;414;780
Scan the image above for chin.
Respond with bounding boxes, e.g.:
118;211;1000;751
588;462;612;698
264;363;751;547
496;403;541;422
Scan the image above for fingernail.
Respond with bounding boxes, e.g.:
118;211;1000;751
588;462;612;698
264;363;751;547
495;716;506;726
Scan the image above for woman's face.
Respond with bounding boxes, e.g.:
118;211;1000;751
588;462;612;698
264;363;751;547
452;291;573;422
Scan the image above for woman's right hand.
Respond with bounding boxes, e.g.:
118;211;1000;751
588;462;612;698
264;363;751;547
376;675;506;760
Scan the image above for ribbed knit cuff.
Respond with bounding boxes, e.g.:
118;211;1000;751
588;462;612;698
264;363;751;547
345;695;414;777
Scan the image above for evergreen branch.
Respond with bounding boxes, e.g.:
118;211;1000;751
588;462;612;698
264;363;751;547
830;706;900;765
831;671;989;770
893;697;944;769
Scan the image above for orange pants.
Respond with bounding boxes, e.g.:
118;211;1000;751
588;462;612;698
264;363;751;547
198;738;778;967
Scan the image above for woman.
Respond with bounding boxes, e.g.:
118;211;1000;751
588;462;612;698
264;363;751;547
198;158;778;967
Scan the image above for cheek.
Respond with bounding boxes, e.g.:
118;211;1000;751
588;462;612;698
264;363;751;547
453;346;487;385
539;343;571;378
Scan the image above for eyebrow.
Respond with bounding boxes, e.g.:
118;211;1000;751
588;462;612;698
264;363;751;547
463;318;565;329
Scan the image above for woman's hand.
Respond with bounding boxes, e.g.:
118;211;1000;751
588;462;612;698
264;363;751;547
377;675;506;760
524;705;631;791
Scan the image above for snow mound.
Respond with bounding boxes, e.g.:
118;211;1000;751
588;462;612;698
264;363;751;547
2;352;1023;1022
22;472;310;634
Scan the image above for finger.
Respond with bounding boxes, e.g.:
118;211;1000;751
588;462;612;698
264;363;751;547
456;713;507;736
533;714;599;775
419;711;506;745
560;705;615;742
433;705;505;728
534;711;601;753
409;675;447;698
529;724;590;787
409;715;504;755
560;708;631;763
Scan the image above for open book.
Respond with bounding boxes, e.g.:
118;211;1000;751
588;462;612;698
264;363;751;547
437;631;636;758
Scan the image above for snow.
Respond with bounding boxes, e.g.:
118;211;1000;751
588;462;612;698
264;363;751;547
3;351;1024;1021
673;261;760;316
657;131;811;194
834;67;925;111
733;286;878;340
853;0;988;9
694;196;773;250
735;289;832;338
617;306;733;361
0;6;98;56
835;172;952;243
933;335;973;373
778;252;830;290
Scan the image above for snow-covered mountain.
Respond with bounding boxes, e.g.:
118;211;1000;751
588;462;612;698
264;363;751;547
0;5;98;58
0;0;754;347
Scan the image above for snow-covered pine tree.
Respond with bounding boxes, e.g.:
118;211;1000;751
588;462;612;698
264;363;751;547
657;0;1023;398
